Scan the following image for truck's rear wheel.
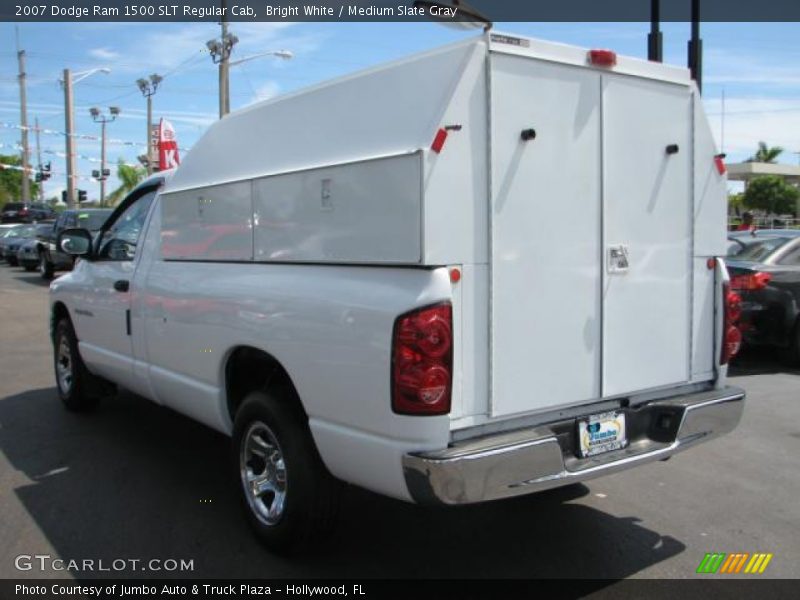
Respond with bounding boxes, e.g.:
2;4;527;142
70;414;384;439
53;319;102;412
232;390;340;554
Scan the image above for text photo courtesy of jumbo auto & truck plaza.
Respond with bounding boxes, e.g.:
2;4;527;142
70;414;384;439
1;1;800;598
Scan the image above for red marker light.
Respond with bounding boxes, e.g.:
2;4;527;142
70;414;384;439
707;257;717;270
449;268;461;284
714;154;727;175
431;128;448;154
588;49;617;67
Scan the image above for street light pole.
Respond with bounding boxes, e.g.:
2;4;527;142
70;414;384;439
90;106;120;207
100;118;107;204
137;74;162;174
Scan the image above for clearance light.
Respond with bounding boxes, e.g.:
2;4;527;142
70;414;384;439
588;49;617;67
431;128;448;154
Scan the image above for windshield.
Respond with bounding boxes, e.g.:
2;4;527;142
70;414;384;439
731;237;793;262
2;227;22;238
76;211;112;231
15;225;39;239
3;203;24;211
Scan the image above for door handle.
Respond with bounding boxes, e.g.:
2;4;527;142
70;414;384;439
113;279;130;292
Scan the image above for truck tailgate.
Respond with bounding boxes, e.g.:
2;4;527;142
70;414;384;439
489;53;691;418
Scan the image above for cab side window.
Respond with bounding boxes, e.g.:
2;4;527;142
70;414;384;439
98;191;156;261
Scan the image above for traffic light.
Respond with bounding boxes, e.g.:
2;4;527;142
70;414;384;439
36;162;52;183
61;190;67;204
77;189;87;202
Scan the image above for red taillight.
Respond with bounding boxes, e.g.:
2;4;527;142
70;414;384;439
588;49;617;67
721;281;742;365
726;290;742;323
392;303;452;416
730;272;771;291
19;207;28;215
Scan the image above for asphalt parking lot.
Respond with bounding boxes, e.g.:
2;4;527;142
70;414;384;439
0;265;798;583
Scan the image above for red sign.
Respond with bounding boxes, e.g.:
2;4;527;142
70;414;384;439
158;119;180;171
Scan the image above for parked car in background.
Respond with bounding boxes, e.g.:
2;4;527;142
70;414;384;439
0;224;39;265
37;209;112;279
725;229;800;362
1;202;56;223
17;223;56;271
727;236;747;257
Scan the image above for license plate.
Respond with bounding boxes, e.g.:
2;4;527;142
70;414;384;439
577;411;627;458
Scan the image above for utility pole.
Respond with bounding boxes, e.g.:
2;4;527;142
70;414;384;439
16;27;31;202
207;0;238;118
63;69;77;208
137;74;162;175
688;0;703;93
34;116;44;201
647;0;663;62
220;16;229;117
61;67;110;208
90;107;120;207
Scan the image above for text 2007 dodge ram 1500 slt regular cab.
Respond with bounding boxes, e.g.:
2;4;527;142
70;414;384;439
50;33;745;553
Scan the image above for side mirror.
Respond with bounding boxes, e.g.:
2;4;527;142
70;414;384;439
58;228;93;257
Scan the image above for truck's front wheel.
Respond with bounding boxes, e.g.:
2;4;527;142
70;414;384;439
53;319;102;411
232;390;340;554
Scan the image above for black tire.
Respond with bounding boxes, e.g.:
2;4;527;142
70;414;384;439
39;252;54;280
53;318;104;412
232;389;340;554
23;264;36;272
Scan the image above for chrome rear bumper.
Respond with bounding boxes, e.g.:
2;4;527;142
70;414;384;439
403;386;745;505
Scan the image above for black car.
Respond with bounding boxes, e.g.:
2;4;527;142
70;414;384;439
16;223;54;271
0;224;40;265
37;208;112;279
1;202;56;223
725;230;800;362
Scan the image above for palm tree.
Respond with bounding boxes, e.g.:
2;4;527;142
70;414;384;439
107;159;146;206
748;141;784;164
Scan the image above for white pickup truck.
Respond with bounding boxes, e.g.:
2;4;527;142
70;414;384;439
50;33;745;553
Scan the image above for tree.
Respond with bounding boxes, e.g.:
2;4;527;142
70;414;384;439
742;175;799;215
0;154;40;207
748;141;784;164
728;192;745;215
107;159;146;206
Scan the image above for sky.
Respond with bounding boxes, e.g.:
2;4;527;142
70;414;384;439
1;21;799;202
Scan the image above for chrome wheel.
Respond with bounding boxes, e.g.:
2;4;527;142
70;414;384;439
240;421;288;526
56;336;73;394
